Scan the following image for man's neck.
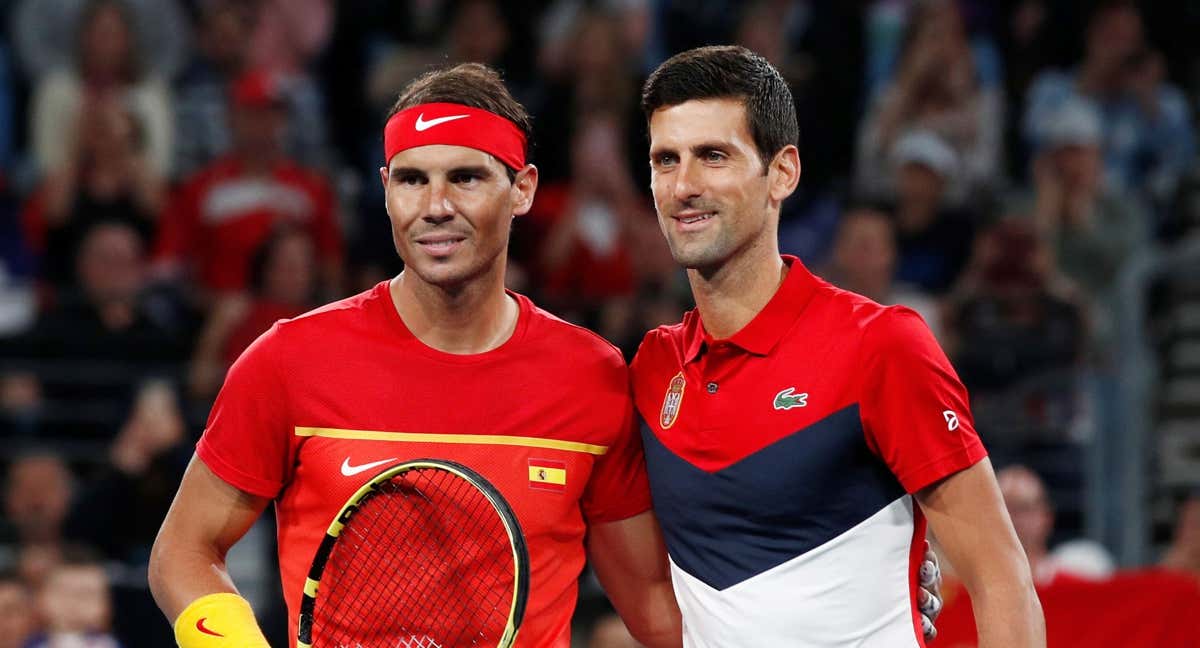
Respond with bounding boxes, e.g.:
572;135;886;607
389;269;518;355
688;241;786;340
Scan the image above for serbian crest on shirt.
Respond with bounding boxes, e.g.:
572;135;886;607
660;372;686;429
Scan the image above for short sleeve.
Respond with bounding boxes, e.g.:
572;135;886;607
860;307;986;494
579;371;653;524
195;323;295;498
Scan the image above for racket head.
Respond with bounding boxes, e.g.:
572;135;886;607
297;459;530;648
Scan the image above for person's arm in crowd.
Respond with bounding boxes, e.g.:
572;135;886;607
186;294;251;398
586;510;683;648
916;459;1046;648
149;456;273;646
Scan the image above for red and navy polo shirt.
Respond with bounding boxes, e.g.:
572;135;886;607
630;255;986;647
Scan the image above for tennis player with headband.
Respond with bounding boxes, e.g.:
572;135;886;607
150;63;682;648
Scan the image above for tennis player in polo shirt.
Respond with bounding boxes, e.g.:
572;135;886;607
630;46;1047;647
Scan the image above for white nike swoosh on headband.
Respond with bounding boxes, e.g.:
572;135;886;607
414;113;470;131
340;457;397;477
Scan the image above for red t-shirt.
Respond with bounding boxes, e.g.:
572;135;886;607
196;282;652;647
155;156;342;292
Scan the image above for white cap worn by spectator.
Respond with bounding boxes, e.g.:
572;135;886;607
1040;99;1102;150
892;130;959;179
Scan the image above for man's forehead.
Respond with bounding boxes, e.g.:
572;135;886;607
648;98;751;144
387;144;502;171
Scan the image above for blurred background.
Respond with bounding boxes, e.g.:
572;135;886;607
0;0;1197;646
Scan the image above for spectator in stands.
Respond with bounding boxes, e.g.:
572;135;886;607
0;572;36;648
25;549;121;648
820;206;942;339
536;114;658;340
1027;99;1148;351
3;221;184;439
1161;493;1200;582
154;69;343;300
64;380;189;566
856;0;1003;204
997;465;1114;584
1;452;72;550
1023;1;1195;205
28;0;173;180
22;98;164;287
0;452;73;593
170;0;252;179
531;7;642;188
944;219;1085;424
883;130;977;295
186;227;318;398
18;220;182;368
174;0;331;177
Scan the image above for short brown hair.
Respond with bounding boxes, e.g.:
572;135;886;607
387;63;532;165
642;46;798;171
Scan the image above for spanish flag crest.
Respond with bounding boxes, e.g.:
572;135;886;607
528;458;566;492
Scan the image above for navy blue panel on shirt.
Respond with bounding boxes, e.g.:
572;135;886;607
641;404;907;591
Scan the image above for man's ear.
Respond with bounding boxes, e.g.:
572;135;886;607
768;145;801;204
379;166;391;216
511;164;539;217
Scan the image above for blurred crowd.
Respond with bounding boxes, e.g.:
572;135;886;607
0;0;1196;646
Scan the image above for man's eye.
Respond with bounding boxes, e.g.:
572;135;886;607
398;174;424;185
654;154;677;166
704;150;725;162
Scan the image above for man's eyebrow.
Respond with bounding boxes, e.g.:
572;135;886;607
389;166;425;178
690;141;733;155
447;165;494;177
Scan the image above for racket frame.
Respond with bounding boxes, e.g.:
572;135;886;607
296;458;530;648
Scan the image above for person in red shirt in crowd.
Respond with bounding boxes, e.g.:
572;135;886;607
933;465;1200;647
153;69;343;299
149;63;681;648
185;226;318;398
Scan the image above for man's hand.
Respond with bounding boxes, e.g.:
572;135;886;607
919;540;944;642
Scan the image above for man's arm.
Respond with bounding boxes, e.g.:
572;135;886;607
916;458;1045;648
149;455;272;641
586;510;682;648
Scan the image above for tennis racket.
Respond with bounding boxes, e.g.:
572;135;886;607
297;458;530;648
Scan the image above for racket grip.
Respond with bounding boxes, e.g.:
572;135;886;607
174;592;271;647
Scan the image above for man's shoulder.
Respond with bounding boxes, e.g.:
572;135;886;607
522;296;627;371
805;284;936;354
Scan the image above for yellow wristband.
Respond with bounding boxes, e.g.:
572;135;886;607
174;592;271;647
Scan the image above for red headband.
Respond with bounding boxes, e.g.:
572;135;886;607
383;102;526;170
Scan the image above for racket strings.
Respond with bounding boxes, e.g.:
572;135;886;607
311;468;517;648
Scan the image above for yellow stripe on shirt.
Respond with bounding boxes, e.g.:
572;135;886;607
293;427;609;455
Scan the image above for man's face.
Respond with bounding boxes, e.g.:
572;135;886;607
232;105;287;159
1051;144;1101;192
39;566;110;633
379;145;536;290
998;469;1053;556
77;224;143;306
833;211;896;282
1087;7;1143;69
648;99;780;271
4;457;71;542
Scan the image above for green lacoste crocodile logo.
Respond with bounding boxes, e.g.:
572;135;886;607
773;387;808;410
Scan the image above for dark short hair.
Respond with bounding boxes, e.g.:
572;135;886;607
387;63;532;168
641;45;798;170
